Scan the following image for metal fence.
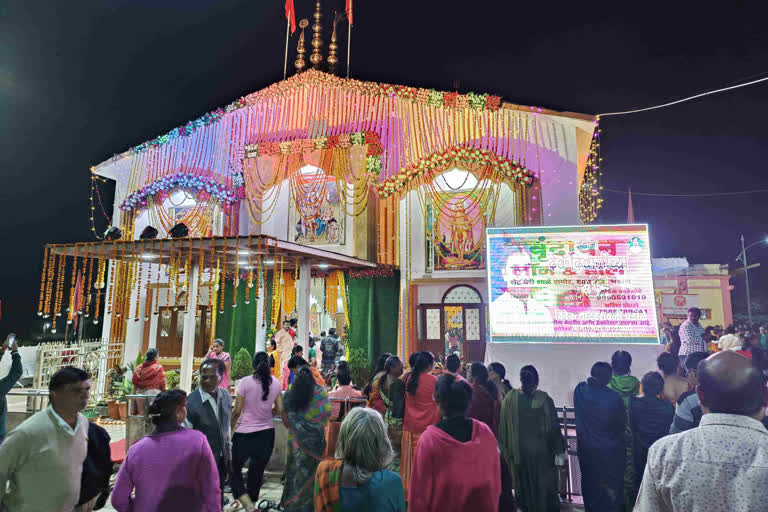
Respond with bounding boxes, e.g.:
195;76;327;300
32;338;124;407
558;406;582;501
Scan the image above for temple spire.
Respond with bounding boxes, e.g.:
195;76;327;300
294;19;309;73
310;0;324;69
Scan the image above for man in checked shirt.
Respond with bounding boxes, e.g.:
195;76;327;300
678;307;708;373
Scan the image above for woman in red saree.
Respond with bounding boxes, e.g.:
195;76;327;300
132;349;166;415
466;362;500;435
400;351;440;496
132;349;166;394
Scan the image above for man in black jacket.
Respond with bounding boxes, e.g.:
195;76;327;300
76;421;112;511
186;358;232;506
0;334;23;444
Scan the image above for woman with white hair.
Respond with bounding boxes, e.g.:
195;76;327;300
315;407;405;512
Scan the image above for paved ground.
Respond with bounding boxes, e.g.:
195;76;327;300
99;470;284;511
8;397;585;511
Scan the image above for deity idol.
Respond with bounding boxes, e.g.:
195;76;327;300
449;201;474;260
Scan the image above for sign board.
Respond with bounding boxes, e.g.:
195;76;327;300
486;224;659;344
661;293;699;316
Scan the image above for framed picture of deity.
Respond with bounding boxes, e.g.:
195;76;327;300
426;191;486;270
288;179;346;246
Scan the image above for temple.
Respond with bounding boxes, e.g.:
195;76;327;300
39;59;599;392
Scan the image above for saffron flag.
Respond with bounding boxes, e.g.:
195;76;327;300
72;270;83;331
346;0;353;26
285;0;296;33
627;187;635;223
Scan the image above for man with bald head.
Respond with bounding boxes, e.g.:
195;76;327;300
635;351;768;511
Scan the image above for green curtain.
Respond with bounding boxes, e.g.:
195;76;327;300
264;269;274;333
346;271;400;365
214;278;258;356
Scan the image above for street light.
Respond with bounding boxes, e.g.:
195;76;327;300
735;235;768;326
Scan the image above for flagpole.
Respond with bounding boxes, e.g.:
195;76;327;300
283;20;290;80
346;22;351;78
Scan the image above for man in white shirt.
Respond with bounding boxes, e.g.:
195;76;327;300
635;350;768;511
0;366;91;512
274;320;295;372
491;247;554;338
186;358;232;508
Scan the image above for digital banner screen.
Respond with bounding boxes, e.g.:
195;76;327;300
487;224;659;344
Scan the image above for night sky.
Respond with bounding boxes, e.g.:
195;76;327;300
2;1;767;337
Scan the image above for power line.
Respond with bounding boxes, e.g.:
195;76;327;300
604;188;768;198
599;75;768;117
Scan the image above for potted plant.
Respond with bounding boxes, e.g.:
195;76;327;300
347;348;371;392
114;380;133;421
165;370;180;390
231;348;253;388
106;367;126;419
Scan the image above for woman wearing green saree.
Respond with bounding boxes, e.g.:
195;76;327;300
281;366;332;512
367;356;405;471
498;365;565;512
607;350;640;511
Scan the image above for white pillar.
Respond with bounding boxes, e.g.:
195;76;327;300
297;259;312;352
179;264;200;392
255;282;266;353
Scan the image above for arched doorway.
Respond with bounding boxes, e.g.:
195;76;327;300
417;284;486;363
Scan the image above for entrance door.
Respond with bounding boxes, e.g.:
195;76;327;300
416;284;486;363
156;306;211;358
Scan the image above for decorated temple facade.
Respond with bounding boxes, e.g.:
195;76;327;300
78;69;598;375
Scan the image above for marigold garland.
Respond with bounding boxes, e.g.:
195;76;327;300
325;271;339;316
282;271;296;316
377;146;534;198
126;71;503;155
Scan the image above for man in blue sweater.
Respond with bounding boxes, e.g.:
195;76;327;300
0;334;23;444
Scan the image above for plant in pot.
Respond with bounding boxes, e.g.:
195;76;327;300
231;347;253;388
347;348;371;393
165;370;180;390
106;367;126;419
114;380;133;421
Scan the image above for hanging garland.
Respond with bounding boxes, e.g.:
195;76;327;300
230;130;382;182
120;172;243;212
377;146;534;199
125;71;502;155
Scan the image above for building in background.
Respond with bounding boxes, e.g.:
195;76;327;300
652;258;733;328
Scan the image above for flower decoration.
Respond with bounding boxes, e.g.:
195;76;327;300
120;173;242;212
467;92;487;111
376;146;535;199
427;89;444;107
126;70;511;155
349;266;395;279
443;92;458;108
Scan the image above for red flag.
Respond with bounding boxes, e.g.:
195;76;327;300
346;0;353;26
627;187;635;223
285;0;296;33
72;270;83;331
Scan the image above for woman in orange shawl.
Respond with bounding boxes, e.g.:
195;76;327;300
400;351;440;496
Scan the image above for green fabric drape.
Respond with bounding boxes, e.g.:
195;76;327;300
214;278;258;356
264;269;274;332
346;272;400;365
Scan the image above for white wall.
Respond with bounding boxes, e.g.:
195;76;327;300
485;342;664;407
535;116;580;226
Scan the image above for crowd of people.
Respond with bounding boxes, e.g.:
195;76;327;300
0;308;767;511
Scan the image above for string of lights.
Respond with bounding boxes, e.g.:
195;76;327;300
599;75;768;117
604;188;768;197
